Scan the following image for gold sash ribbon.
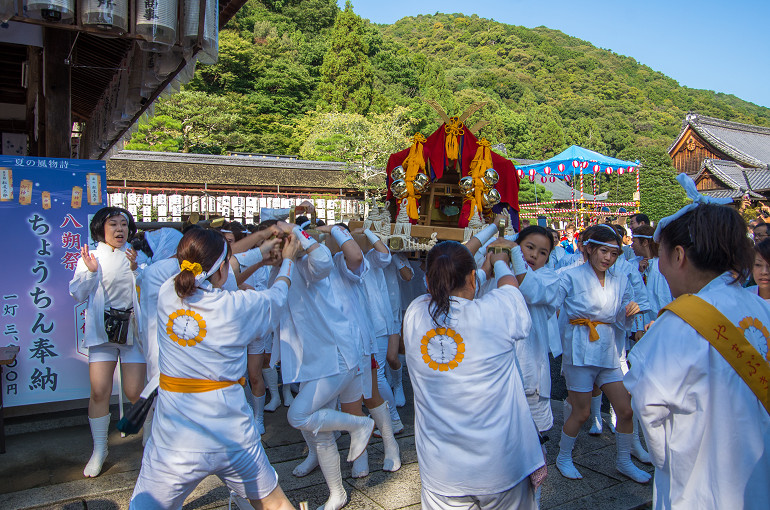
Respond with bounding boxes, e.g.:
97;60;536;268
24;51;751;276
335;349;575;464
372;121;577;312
466;138;493;221
569;318;610;342
402;133;427;221
445;117;464;161
160;373;246;393
659;294;770;415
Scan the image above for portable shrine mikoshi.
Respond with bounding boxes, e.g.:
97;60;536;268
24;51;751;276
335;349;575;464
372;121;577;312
349;100;521;250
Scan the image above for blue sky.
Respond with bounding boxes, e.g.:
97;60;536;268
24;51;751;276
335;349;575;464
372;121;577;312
341;0;770;109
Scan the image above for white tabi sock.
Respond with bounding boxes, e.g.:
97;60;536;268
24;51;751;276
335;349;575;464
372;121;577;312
315;433;348;510
253;393;266;435
588;394;603;435
306;408;374;462
369;402;401;472
282;382;295;407
293;431;319;477
392;365;406;408
351;447;369;478
262;367;281;412
631;417;651;464
609;404;617;434
84;414;110;477
616;432;652;483
556;430;583;480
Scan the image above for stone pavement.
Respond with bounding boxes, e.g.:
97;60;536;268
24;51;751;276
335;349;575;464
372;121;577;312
0;371;652;510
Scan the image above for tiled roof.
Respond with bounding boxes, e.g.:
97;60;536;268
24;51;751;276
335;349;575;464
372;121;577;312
669;113;770;169
695;159;765;198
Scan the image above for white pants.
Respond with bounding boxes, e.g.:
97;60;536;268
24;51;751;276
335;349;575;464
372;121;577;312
287;364;362;434
374;335;399;422
421;478;536;510
130;441;278;509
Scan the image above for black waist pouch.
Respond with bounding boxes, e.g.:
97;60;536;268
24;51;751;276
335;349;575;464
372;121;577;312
104;307;132;345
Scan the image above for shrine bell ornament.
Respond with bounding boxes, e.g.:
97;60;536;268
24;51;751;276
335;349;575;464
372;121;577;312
413;172;430;193
391;165;406;181
390;179;409;199
482;168;499;189
459;176;474;194
482;189;501;210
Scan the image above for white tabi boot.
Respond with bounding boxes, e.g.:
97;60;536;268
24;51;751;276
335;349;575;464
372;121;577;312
616;432;652;483
84;414;110;477
588;394;603;435
555;430;583;479
351;447;369;478
253;393;266;435
391;365;406;408
631;417;651;464
306;409;374;461
293;431;319;477
314;432;348;510
369;402;401;472
282;382;295;407
262;367;281;412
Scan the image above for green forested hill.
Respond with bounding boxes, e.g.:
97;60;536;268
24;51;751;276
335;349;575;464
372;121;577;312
127;1;770;167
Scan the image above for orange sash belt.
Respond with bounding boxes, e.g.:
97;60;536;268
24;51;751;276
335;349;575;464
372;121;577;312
569;318;610;342
159;373;246;393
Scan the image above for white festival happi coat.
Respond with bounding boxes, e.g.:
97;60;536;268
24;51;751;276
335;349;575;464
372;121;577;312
153;278;288;453
69;242;142;349
403;286;543;497
137;258;180;382
362;249;394;339
557;261;633;368
641;258;673;323
625;274;770;510
382;253;413;335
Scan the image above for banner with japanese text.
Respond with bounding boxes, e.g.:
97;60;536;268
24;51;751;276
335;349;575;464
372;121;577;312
0;156;107;407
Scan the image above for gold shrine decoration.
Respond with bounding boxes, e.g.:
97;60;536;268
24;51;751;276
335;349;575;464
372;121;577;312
445;117;464;160
461;138;500;221
391;133;430;221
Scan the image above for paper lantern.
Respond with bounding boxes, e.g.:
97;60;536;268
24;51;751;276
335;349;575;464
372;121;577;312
581;161;589;169
541;177;547;183
627;166;635;174
618;168;625;175
184;0;218;61
517;169;524;178
27;0;75;21
550;176;556;183
529;176;535;182
544;166;551;175
558;163;566;172
572;160;579;168
81;0;128;31
528;169;536;176
605;167;613;175
135;0;178;49
593;164;600;173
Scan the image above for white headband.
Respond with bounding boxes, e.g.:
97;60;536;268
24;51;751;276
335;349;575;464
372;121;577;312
653;174;732;242
583;239;621;249
220;229;232;233
195;243;228;291
108;211;130;223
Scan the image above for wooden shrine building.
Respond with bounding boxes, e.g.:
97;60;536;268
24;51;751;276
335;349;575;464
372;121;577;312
669;113;770;201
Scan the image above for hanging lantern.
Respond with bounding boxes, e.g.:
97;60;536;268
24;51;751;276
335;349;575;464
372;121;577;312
27;0;75;21
82;0;129;31
565;175;571;184
550;176;556;183
391;166;406;181
517;169;524;178
581;161;590;169
135;0;179;49
593;164;600;173
541;177;547;183
184;0;219;60
572;160;579;168
605;167;613;175
528;169;536;177
618;167;625;175
544;166;551;175
627;166;635;174
529;176;535;182
558;163;566;173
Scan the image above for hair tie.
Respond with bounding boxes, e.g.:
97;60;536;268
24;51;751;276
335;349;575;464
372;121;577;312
180;260;203;275
653;174;732;242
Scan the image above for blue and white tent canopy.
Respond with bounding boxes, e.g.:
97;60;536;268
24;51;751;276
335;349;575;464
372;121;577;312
516;145;640;178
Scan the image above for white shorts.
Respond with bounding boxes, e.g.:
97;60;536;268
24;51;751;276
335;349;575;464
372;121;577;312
247;337;266;355
88;342;145;364
562;364;623;393
421;478;536;510
130;441;278;509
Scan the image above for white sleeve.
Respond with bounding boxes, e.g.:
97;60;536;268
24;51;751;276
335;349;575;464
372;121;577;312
519;267;561;312
235;280;290;345
297;244;333;283
334;251;369;282
482;285;532;341
69;260;100;302
234;247;263;269
367;248;392;269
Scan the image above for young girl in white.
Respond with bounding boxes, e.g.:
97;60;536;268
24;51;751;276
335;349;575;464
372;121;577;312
554;225;650;484
750;239;770;303
625;177;770;509
70;207;145;478
382;252;414;408
631;224;673;322
129;228;297;509
403;241;543;510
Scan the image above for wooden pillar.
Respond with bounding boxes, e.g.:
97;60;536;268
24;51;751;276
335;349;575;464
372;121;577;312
43;28;71;158
25;46;43;157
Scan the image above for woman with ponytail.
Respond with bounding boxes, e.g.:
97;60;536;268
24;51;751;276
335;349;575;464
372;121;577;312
130;228;298;510
625;175;769;509
402;241;543;510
